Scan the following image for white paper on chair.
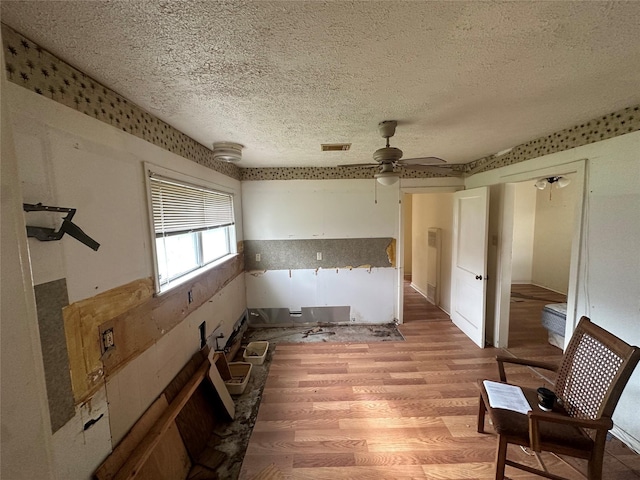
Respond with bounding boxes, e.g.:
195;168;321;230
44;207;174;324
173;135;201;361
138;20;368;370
483;380;532;415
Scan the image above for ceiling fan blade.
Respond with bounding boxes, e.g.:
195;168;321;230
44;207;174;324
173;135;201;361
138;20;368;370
337;163;378;168
398;156;446;166
401;164;463;177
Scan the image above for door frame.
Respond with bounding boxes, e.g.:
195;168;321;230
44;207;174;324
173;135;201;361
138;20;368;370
493;159;586;348
396;183;464;324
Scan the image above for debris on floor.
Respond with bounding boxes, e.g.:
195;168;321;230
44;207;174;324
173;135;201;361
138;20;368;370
207;323;404;479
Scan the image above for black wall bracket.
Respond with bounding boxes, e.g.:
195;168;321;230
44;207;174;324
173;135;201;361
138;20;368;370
23;203;100;251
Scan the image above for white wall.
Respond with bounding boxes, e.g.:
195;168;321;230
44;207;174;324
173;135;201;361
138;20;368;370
511;182;536;283
6;84;246;479
403;194;413;275
467;131;640;451
410;192;454;313
242;179;399;323
1;52;55;480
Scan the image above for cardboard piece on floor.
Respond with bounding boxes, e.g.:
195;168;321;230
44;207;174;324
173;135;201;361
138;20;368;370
213;351;232;381
207;350;235;419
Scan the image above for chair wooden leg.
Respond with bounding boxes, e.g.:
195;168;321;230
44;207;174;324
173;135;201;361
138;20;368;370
587;451;604;480
587;432;607;480
477;395;486;433
495;435;508;480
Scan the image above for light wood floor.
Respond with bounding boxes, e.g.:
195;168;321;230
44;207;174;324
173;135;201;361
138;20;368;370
239;283;639;479
402;276;449;323
508;284;566;350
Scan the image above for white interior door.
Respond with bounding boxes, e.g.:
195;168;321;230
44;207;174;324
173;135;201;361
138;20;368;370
451;186;489;348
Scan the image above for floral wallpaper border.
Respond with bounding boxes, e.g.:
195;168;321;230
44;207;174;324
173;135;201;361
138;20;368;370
3;24;639;182
464;105;640;175
2;24;241;180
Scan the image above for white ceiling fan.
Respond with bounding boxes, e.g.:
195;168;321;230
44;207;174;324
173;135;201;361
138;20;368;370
339;120;460;185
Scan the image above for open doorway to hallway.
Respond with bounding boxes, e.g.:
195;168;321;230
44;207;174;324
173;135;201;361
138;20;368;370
402;192;453;323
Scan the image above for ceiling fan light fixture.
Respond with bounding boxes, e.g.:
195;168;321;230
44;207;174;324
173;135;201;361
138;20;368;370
213;142;244;163
534;178;548;190
375;171;400;186
534;176;571;190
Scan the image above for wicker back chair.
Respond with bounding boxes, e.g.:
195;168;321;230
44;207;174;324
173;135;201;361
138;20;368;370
478;317;640;480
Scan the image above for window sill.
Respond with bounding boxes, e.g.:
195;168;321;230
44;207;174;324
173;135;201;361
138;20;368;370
155;253;239;296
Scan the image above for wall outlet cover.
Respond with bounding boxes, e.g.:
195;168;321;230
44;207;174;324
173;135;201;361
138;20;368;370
102;328;115;350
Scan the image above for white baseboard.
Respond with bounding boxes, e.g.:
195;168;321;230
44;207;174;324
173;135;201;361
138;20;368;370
410;282;429;299
530;282;567;296
408;283;451;316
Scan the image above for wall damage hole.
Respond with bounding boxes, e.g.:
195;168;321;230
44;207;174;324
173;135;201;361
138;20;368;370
83;413;104;431
199;321;206;349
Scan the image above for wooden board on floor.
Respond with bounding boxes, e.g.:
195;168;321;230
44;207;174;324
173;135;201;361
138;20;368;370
95;400;194;480
95;395;169;480
113;360;208;480
136;421;192;480
175;382;219;461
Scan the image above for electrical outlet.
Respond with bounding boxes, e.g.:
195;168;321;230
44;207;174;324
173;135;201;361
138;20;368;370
102;328;115;350
317;252;322;261
255;253;261;262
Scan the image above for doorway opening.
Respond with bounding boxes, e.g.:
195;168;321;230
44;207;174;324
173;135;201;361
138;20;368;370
401;192;454;323
497;168;582;357
506;174;577;356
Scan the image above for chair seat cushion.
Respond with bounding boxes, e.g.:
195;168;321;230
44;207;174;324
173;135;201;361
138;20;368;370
479;381;594;451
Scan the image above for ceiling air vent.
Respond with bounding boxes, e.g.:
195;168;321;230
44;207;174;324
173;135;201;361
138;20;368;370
321;143;351;152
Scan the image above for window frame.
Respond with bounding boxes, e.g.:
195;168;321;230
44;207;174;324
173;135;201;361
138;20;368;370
144;164;237;294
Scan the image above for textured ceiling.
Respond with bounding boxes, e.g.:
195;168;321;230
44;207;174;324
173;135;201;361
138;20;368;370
2;1;640;168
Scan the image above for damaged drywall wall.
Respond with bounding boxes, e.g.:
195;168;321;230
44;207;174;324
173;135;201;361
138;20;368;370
243;238;394;271
64;255;244;404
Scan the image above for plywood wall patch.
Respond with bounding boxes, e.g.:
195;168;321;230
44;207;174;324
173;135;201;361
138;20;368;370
102;255;243;379
64;254;243;404
63;277;154;403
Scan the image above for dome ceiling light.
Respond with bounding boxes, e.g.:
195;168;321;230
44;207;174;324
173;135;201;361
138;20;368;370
213;142;244;163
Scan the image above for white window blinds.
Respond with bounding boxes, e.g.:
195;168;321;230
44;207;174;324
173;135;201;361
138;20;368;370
150;174;234;237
